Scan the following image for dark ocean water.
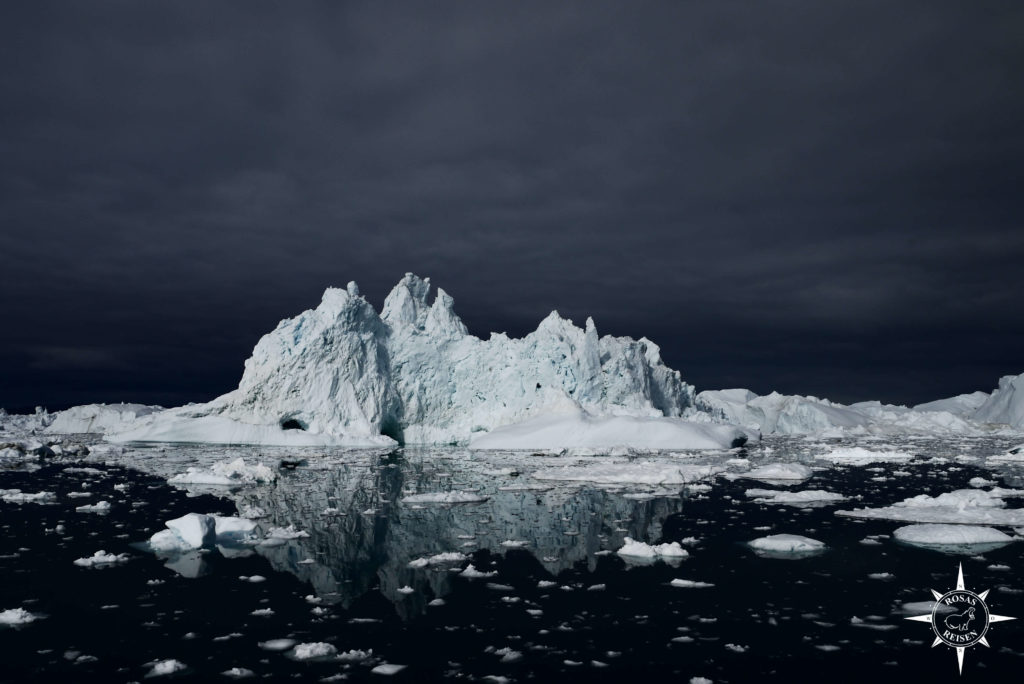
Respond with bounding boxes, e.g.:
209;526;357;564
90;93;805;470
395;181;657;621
1;438;1023;683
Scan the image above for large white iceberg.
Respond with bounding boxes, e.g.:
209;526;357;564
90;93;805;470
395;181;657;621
106;274;704;447
893;524;1015;547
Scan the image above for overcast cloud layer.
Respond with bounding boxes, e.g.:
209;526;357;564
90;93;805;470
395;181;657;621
1;1;1022;410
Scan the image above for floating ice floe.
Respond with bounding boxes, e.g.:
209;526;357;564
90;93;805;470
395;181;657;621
988;443;1024;463
893;523;1016;553
747;534;825;557
815;447;914;466
617;537;688;560
148;513;258;552
741;462;814;482
75;500;111;513
745;488;846;505
221;667;255;679
402;491;487;504
73;550;131;567
533;462;724;486
0;489;56;504
290;642;337;660
836;488;1024;526
0;608;41;625
147;659;187;677
258;639;297;651
670;578;714;588
167;458;276;486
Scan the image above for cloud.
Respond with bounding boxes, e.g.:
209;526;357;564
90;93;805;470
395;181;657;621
0;1;1021;407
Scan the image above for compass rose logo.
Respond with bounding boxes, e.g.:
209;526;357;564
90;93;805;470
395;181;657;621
905;563;1016;674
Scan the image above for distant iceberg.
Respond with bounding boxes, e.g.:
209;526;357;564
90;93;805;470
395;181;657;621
696;372;1024;436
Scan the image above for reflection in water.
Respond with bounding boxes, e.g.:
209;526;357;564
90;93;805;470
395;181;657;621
171;449;690;618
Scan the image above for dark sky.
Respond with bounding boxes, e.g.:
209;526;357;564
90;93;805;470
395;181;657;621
2;1;1022;411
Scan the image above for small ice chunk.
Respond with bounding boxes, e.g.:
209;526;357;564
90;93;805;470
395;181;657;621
370;663;406;675
743;463;813;482
290;642;337;660
75;500;111;513
147;659;187;677
617;537;688;559
670;578;714;588
73;550;130;567
748;534;825;554
0;608;41;625
816;447;913;466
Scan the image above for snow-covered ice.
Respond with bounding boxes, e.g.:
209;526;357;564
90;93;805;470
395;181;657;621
893;524;1015;548
167;458;276;486
815;447;914;466
73;550;131;567
617;537;688;559
0;608;41;625
741;463;814;482
105;274;707;447
748;534;825;555
837;488;1024;526
745;489;846;505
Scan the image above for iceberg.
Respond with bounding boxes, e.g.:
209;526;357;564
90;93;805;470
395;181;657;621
107;275;702;447
973;373;1024;429
695;384;1016;437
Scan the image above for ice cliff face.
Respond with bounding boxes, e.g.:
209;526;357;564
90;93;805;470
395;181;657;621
109;274;696;446
973;373;1024;429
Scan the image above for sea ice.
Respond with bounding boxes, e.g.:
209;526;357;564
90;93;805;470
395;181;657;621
0;489;56;504
167;458;276;486
893;524;1015;547
147;659;187;677
73;550;131;567
747;534;825;554
837;488;1024;526
0;608;41;625
745;489;846;505
670;579;714;588
742;463;814;482
815;447;914;466
617;537;688;559
290;642;337;660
